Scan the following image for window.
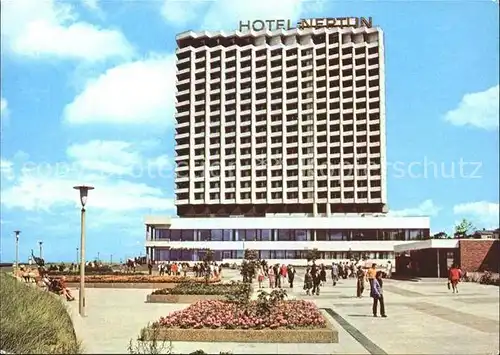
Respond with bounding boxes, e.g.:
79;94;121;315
170;230;181;241
223;230;233;241
260;229;272;241
200;230;211;241
278;230;294;241
211;230;223;241
295;230;310;241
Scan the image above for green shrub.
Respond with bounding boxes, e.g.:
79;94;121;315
151;281;251;296
0;273;82;354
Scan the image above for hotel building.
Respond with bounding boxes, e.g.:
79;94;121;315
144;25;430;265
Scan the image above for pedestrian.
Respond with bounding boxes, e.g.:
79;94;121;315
312;269;321;296
386;261;392;279
268;266;275;289
367;263;377;290
331;262;339;286
147;261;153;275
448;264;462;293
273;264;281;288
257;266;265;288
287;265;296;288
320;265;327;286
304;268;313;295
371;271;387;317
356;266;366;298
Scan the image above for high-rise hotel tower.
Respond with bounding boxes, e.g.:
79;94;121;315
174;26;387;217
144;25;429;264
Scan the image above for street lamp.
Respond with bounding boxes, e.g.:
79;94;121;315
38;240;43;259
73;185;94;317
76;247;79;265
14;230;21;271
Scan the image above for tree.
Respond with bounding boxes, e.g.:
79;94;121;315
454;219;474;238
241;249;258;282
203;249;214;264
432;231;448;239
244;249;258;261
306;248;321;262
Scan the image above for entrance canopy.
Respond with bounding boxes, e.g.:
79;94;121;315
394;239;458;253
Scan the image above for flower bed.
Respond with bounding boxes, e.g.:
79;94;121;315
463;271;500;286
151;281;250;295
56;275;220;284
141;299;337;343
48;271;144;276
147;282;251;303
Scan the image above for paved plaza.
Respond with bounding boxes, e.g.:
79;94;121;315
67;270;499;354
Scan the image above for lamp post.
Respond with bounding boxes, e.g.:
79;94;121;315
14;230;21;271
97;252;100;263
73;185;94;317
76;247;79;265
110;254;113;265
38;240;43;259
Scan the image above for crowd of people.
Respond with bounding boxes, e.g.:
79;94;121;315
152;261;222;279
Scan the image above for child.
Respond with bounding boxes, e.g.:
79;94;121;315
257;267;265;288
304;268;313;295
268;266;275;288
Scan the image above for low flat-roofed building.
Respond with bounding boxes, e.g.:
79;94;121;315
144;215;430;266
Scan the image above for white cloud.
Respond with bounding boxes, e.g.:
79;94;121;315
444;85;499;130
1;0;133;61
1;159;15;180
453;201;499;229
161;0;316;30
63;55;176;125
0;140;175;213
82;0;100;11
0;97;9;120
389;199;441;217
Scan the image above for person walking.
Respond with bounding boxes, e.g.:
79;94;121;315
448;264;462;293
320;265;327;286
287;265;296;288
312;269;321;296
371;271;387;317
331;262;339;286
367;263;377;290
273;264;281;288
356;266;366;298
268;266;276;289
257;267;265;289
304;268;313;295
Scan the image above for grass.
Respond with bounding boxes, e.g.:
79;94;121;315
0;272;82;354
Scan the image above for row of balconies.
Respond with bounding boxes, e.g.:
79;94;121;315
175;195;384;205
178;47;378;68
175;142;382;159
175;92;379;111
176;182;382;192
176;83;380;107
178;97;381;117
176;64;380;86
179;52;379;73
175;40;380;63
176;41;378;62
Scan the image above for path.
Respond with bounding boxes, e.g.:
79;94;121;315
66;270;499;354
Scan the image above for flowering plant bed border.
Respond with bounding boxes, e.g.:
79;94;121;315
146;294;227;303
142;313;338;343
67;282;178;289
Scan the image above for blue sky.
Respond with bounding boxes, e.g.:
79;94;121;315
0;0;498;263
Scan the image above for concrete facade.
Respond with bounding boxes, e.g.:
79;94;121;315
174;27;387;217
